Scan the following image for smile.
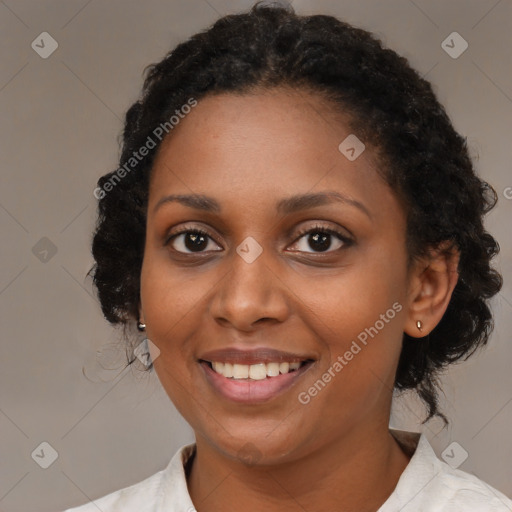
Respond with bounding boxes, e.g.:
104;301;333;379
199;357;315;403
207;360;305;379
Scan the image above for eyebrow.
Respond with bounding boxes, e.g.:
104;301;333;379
153;191;372;219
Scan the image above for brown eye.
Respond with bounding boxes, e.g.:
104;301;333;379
289;225;353;254
166;229;222;254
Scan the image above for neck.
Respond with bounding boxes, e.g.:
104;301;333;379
187;422;411;512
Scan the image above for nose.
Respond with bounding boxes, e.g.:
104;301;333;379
209;241;290;332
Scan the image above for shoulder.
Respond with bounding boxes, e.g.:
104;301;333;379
381;430;512;511
62;467;164;512
62;444;196;512
429;463;512;510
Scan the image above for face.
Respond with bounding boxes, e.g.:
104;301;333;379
140;88;413;464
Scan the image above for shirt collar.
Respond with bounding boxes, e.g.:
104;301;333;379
156;429;433;511
378;429;442;511
157;443;197;511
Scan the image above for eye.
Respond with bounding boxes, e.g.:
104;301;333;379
165;228;222;254
288;224;352;254
165;223;353;255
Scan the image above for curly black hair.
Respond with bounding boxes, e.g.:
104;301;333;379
88;2;502;425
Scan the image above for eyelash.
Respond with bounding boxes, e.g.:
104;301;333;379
164;223;353;255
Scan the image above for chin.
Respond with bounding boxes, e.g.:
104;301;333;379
199;421;309;467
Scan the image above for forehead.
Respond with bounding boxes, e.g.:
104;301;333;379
147;89;399;223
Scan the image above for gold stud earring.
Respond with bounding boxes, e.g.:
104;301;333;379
416;320;423;332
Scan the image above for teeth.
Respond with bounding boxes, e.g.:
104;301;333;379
223;362;234;378
233;364;249;379
212;362;224;374
249;363;266;380
267;362;280;377
209;360;306;379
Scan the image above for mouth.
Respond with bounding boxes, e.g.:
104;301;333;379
198;354;316;404
200;359;313;379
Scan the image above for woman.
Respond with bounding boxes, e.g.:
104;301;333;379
64;3;512;510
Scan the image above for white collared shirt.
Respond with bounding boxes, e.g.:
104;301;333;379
63;430;512;511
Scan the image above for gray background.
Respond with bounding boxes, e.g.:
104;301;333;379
0;1;511;510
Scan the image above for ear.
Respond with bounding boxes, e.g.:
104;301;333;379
404;241;460;338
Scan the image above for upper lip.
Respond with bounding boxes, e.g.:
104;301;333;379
199;347;316;365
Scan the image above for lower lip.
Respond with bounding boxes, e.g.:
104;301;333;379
200;361;314;404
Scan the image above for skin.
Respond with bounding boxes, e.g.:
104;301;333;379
139;87;460;511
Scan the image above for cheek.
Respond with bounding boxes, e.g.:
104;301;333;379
295;308;404;433
139;256;201;390
292;257;404;340
291;258;406;402
140;251;206;340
